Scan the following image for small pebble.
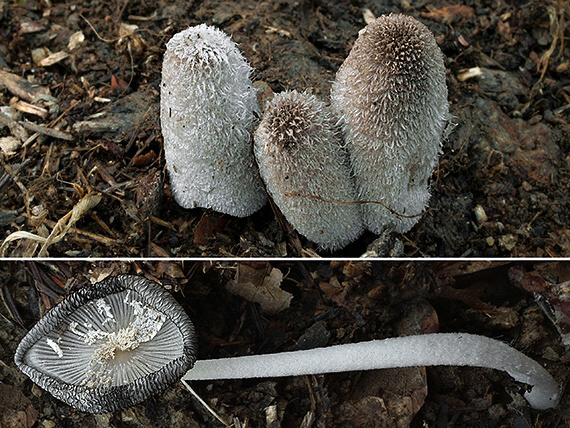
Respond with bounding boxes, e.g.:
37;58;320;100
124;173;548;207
499;234;517;251
474;205;488;224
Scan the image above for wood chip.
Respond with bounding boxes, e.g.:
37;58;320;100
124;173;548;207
362;8;376;25
31;47;51;65
457;66;482;81
68;31;85;50
264;26;292;38
0;71;51;102
0;136;20;155
12;100;48;119
19;21;45;34
38;51;70;67
0;110;28;142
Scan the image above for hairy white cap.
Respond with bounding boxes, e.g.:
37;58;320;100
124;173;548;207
331;14;450;234
161;24;266;217
254;90;364;250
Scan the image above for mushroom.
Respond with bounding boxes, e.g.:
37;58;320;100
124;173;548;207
254;90;364;250
331;14;450;234
15;279;561;413
14;275;197;413
184;333;560;411
160;24;266;217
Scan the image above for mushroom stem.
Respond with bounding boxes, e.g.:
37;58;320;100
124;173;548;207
183;333;560;410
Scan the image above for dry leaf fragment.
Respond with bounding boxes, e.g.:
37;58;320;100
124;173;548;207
510;264;570;347
420;5;475;25
227;264;292;315
155;261;185;279
150;242;170;257
193;213;228;246
131;150;157;167
0;383;38;428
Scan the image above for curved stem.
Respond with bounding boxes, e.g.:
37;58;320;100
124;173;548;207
183;333;560;410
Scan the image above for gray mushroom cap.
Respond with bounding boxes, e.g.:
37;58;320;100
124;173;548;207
14;275;197;413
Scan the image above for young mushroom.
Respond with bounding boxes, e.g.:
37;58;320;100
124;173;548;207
254;90;364;250
161;24;266;217
14;275;197;413
331;14;450;234
184;333;560;411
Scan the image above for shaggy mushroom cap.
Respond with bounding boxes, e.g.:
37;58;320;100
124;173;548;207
331;14;449;234
254;90;364;250
161;24;266;217
14;275;197;413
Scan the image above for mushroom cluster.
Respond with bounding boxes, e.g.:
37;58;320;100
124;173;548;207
161;15;450;249
14;275;196;413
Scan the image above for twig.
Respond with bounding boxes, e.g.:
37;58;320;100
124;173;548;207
180;379;231;427
49;99;80;128
79;13;120;43
284;192;423;219
41;219;118;246
19;120;73;141
1;285;26;329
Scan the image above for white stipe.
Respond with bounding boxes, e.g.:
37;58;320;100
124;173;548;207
184;333;560;410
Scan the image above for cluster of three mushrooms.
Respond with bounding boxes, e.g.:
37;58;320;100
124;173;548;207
15;275;560;413
160;15;450;250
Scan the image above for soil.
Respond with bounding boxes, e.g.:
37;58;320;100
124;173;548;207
1;260;569;427
0;0;569;257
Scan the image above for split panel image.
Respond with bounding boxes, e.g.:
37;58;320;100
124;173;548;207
1;260;568;427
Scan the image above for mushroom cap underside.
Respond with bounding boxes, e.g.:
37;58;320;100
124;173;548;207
14;275;197;413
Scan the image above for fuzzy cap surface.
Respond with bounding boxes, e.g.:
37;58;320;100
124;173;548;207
331;14;449;233
161;24;266;217
255;90;364;250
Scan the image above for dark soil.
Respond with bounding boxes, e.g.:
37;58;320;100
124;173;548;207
1;260;569;427
0;0;569;257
